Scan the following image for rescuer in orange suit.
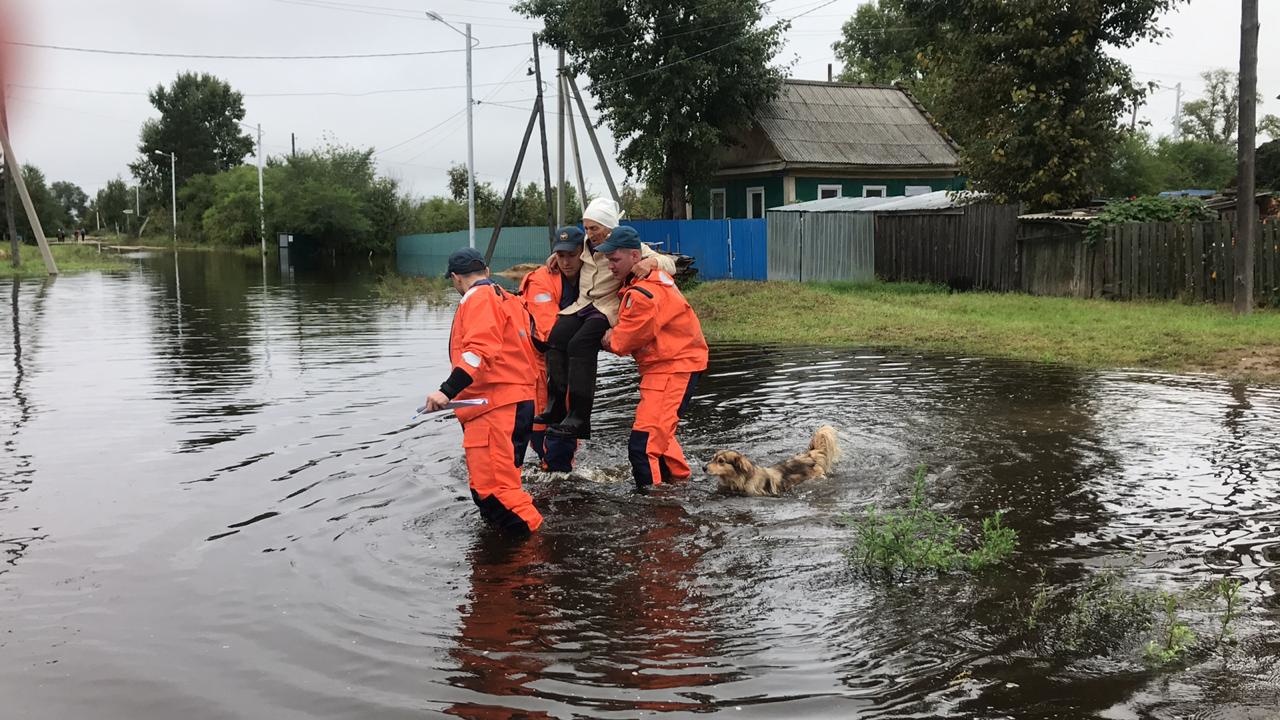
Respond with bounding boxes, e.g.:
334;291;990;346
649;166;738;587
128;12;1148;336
425;247;543;535
598;227;709;490
518;228;584;472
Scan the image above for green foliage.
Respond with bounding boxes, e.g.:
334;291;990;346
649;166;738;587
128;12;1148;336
854;0;1185;209
89;178;133;235
129;72;255;195
1178;69;1280;146
1057;570;1160;655
1257;139;1280;191
374;274;451;306
50;181;89;226
0;165;66;235
845;466;1017;579
1084;195;1216;244
517;0;788;217
1098;133;1239;198
620;182;664;220
202;166;275;246
1142;592;1195;666
832;0;921;84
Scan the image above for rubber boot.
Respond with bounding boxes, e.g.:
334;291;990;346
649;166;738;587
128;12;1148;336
532;348;569;426
550;357;597;439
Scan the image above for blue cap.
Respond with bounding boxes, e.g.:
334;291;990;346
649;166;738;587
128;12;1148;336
552;226;585;253
444;247;486;277
595;225;642;254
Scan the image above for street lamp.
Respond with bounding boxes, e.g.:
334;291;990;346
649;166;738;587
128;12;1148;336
151;150;177;246
427;10;476;249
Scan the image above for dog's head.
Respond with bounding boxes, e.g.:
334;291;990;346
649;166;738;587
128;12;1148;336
705;450;756;491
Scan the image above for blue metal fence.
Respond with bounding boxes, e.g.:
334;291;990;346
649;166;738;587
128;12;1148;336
625;218;767;280
397;219;768;281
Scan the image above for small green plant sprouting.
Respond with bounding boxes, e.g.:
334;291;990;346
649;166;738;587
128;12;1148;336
1019;569;1051;631
1207;576;1243;647
1143;591;1196;666
845;466;1017;579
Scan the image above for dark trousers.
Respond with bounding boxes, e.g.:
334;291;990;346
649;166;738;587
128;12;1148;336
547;313;611;360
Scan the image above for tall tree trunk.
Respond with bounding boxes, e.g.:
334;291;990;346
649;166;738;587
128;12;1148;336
3;163;19;268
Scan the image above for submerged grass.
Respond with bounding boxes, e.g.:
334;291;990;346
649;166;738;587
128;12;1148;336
686;280;1280;383
375;274;451;306
0;243;132;277
845;466;1017;579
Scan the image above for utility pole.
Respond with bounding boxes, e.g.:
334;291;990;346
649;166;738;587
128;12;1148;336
565;75;621;205
465;23;475;249
556;49;566;227
291;132;296;159
533;35;555;246
1234;0;1258;315
1172;82;1183;139
564;75;588;212
257;123;266;259
0;111;58;274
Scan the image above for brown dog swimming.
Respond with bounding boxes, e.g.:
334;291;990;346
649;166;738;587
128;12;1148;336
705;426;840;496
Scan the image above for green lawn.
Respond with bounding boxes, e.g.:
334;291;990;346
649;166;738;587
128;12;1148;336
0;244;132;278
686;281;1280;383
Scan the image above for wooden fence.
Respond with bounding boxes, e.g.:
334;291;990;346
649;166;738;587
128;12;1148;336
1019;220;1280;304
874;203;1021;291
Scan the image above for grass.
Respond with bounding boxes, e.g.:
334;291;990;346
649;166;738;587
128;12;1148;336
0;243;132;277
686;280;1280;383
374;274;452;306
845;466;1017;579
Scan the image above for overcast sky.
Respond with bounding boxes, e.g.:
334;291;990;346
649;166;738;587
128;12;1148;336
4;0;1278;201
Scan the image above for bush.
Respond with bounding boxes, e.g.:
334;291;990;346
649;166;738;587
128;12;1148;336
845;466;1017;579
1084;195;1217;244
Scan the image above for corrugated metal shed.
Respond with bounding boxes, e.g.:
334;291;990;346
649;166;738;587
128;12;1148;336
773;190;985;213
756;81;960;169
766;210;875;282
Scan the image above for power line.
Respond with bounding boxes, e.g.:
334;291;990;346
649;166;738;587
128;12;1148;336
372;107;467;156
9;80;531;99
4;39;526;60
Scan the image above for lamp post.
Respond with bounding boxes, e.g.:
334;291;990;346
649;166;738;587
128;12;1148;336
427;10;476;249
151;150;176;246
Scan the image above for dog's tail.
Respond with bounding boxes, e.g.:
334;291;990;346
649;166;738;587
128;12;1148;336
808;425;841;473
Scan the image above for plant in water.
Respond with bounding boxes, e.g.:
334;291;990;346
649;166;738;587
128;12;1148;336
1018;569;1052;631
845;466;1017;579
374;274;451;306
1057;569;1160;655
1143;591;1195;666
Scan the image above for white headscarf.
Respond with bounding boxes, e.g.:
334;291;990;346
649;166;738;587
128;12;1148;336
582;197;622;229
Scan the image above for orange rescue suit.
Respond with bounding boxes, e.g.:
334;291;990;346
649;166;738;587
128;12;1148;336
605;271;708;488
518;266;577;471
443;279;542;533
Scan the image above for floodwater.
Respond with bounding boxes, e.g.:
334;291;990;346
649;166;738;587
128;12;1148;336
2;251;1279;720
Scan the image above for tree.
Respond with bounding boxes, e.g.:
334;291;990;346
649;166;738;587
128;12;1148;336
201;165;277;246
619;182;664;219
1179;69;1280;146
833;0;927;85
1258;139;1280;191
516;0;788;218
0;165;64;234
1096;131;1236;197
834;0;1183;209
50;181;89;226
89;178;132;233
129;72;254;195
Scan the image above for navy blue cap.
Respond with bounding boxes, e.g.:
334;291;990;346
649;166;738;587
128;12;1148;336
444;247;487;277
595;225;642;254
552;226;585;253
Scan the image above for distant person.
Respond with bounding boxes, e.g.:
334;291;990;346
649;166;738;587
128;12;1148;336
534;198;676;440
519;227;585;472
598;227;708;490
56;228;65;242
423;247;543;536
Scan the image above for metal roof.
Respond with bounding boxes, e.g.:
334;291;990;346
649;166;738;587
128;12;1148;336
756;80;961;169
771;190;984;213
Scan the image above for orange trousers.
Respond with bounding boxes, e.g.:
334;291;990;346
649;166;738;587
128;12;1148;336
462;403;543;534
628;372;700;489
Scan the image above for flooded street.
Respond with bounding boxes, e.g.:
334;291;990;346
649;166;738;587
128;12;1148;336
2;252;1278;719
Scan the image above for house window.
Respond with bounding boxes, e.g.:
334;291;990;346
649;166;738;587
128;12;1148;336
818;184;843;199
862;185;888;198
710;189;727;219
905;185;932;196
747;187;765;219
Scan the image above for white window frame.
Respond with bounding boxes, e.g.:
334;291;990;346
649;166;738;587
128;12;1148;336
904;185;932;196
862;185;888;198
746;187;766;219
709;188;727;220
817;184;843;199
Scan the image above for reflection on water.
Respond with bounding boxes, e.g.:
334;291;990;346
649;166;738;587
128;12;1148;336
0;251;1278;719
